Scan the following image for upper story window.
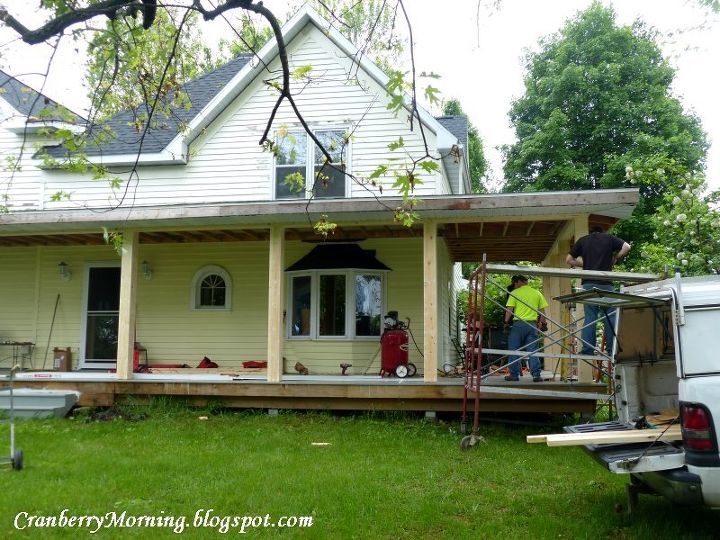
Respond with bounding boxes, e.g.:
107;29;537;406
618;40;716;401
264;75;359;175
275;128;348;200
192;265;232;310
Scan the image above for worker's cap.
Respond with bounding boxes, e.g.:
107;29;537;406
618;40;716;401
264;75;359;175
512;275;528;283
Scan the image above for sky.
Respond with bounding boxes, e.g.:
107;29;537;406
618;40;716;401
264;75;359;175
0;0;718;191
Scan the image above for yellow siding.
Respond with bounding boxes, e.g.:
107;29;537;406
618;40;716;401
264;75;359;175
2;238;440;375
38;246;119;369
2;242;271;369
136;242;269;366
0;248;38;366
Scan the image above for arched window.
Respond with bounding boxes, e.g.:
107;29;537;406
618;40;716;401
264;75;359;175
192;265;232;310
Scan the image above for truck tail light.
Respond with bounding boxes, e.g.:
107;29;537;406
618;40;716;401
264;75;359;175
681;403;717;452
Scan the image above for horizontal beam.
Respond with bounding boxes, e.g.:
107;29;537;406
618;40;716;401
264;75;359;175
471;386;609;401
484;264;662;283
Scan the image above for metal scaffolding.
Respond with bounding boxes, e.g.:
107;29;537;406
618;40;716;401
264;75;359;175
459;258;660;449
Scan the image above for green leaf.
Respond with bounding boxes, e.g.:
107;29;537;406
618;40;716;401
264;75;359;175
292;65;313;80
283;172;306;193
387;137;404;152
419;160;440;173
369;165;388;180
423;85;441;105
386;95;404;114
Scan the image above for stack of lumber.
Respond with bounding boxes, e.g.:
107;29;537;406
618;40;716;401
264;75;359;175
527;425;682;447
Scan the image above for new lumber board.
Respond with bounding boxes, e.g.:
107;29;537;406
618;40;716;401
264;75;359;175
527;426;682;447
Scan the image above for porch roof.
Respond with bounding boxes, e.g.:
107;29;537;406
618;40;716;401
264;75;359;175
0;188;638;263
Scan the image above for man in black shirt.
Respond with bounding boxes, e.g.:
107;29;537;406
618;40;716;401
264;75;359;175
566;226;631;357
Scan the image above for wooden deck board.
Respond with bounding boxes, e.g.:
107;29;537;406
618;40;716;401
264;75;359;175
12;376;601;414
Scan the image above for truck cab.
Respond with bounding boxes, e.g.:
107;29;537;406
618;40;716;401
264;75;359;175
566;274;720;510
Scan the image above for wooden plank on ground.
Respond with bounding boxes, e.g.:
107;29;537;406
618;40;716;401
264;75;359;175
527;425;682;447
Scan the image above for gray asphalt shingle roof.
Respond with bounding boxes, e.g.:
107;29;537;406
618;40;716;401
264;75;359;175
0;69;85;124
435;115;468;150
46;54;253;158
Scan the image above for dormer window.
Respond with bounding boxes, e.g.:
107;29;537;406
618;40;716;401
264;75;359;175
275;128;348;199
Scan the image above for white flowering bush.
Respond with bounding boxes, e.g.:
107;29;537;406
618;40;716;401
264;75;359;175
631;167;720;276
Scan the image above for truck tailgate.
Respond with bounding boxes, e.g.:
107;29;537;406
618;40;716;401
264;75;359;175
565;421;686;474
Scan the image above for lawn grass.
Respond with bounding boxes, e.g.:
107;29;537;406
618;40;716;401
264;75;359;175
0;400;717;539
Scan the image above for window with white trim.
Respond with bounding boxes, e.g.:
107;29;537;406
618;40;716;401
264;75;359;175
275;128;348;199
288;271;385;339
192;265;232;310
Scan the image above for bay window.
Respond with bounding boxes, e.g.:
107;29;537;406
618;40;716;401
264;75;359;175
288;270;385;340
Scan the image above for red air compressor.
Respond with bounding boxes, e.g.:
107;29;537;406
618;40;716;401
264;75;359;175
380;311;417;378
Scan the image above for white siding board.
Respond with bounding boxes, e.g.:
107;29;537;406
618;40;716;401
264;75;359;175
0;130;49;211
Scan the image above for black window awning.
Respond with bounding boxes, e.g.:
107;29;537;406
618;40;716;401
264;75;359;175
286;244;391;272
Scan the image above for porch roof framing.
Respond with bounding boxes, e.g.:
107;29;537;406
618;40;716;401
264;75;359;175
0;189;639;264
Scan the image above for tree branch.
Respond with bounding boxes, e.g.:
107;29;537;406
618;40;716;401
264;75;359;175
0;1;143;44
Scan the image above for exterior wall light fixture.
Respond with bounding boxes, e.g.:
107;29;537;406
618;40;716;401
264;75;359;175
58;261;72;281
141;260;153;280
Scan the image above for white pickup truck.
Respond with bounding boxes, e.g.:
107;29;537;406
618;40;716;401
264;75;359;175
564;274;720;511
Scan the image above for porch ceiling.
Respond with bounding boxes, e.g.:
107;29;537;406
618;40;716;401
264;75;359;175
0;190;637;258
0;229;271;247
441;220;565;263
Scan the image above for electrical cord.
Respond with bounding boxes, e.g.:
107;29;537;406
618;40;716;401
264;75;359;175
404;317;424;358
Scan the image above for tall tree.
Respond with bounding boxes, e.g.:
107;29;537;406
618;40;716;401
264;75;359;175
443;98;487;193
502;3;707;263
85;8;218;121
504;2;706;194
312;0;404;72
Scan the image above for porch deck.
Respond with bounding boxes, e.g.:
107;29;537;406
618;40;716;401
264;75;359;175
4;370;606;414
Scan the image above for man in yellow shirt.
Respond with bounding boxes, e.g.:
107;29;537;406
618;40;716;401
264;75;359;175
503;275;548;382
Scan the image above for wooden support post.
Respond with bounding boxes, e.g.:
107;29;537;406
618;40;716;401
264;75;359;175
423;220;438;383
267;225;284;383
541;221;574;379
116;231;138;380
572;216;594;383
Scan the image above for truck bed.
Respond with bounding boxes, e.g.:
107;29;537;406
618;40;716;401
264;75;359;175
565;421;685;473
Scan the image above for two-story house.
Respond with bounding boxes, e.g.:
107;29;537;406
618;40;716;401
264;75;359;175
0;6;639;411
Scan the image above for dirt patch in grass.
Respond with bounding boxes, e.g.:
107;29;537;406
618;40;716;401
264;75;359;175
86;407;148;422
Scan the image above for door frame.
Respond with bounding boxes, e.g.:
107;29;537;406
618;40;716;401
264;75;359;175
79;261;121;369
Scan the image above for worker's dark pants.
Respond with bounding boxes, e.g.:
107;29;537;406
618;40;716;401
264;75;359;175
581;282;617;355
508;320;541;378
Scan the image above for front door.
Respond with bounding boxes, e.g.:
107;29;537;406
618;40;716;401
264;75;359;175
81;265;121;369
